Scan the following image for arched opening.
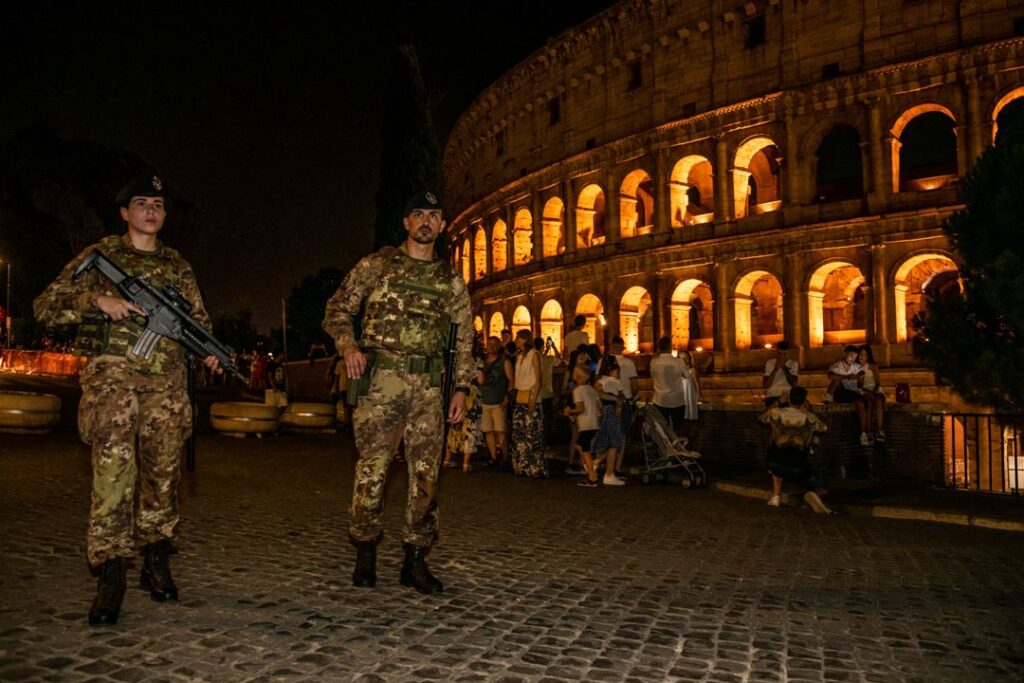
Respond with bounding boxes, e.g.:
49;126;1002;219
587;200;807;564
539;299;564;352
542;197;565;257
619;169;655;238
575;293;606;352
473;226;488;280
492;219;507;272
893;253;959;342
473;316;484;334
511;305;532;335
892;106;958;192
576;184;606;248
808;262;868;347
670;155;714;227
734;270;784;350
734;136;782;219
993;89;1024;146
619;286;654;353
488;311;505;339
670;279;714;351
814;125;864;203
460;237;471;283
513;208;533;265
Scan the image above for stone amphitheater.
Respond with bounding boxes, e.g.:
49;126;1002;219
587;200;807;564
442;0;1024;407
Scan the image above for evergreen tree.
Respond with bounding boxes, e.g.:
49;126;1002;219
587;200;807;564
913;127;1024;412
284;267;346;361
372;44;441;250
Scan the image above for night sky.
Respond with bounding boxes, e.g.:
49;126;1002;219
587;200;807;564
1;1;617;330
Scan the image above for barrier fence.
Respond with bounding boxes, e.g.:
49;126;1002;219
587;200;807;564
940;413;1024;495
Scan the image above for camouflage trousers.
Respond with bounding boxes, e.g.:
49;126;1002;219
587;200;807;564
350;368;443;547
78;357;191;567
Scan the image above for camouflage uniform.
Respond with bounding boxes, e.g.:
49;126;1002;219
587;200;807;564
33;233;210;567
323;245;473;547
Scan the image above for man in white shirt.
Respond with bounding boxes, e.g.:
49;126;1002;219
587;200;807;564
562;315;589;361
826;344;872;446
762;340;799;407
648;336;690;434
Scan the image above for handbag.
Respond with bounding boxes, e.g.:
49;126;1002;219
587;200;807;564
516;389;532;405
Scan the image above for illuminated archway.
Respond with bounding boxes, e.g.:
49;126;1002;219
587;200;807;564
670;279;714;351
993;88;1024;146
814;125;864;203
542;197;565;257
893;253;959;342
491;219;507;272
891;105;958;193
460;237;471;283
733;136;782;219
734;270;783;350
488;311;505;339
473;226;487;280
575;293;606;352
619;286;653;353
576;184;606;248
619;169;654;238
670;155;714;227
473;316;484;334
539;299;564;353
513;208;533;265
511;305;532;336
808;261;867;347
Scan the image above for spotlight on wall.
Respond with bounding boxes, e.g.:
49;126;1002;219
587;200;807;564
695;346;704;353
764;343;773;349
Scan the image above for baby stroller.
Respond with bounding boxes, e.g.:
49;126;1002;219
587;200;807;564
639;403;706;488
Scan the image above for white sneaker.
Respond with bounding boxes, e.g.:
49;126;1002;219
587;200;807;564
602;475;625;486
875;430;886;442
803;491;831;514
859;432;871;446
766;495;781;507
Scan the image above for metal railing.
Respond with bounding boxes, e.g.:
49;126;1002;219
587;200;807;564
940;413;1024;495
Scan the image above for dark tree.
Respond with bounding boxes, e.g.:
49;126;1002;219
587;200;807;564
211;309;258;354
913;129;1024;412
284;267;346;361
372;44;441;250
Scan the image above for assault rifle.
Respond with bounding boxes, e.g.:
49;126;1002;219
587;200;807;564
440;321;460;446
72;249;247;384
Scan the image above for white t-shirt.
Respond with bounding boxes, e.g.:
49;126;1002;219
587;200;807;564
596;376;624;397
763;357;800;398
614;355;638;399
572;384;602;431
649;353;690;408
563;329;590;357
829;360;864;392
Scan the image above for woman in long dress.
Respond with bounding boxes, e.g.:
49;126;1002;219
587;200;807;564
680;349;701;422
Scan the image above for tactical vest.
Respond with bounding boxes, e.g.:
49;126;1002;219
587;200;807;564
361;248;453;356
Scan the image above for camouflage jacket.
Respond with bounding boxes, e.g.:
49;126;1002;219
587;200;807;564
322;245;475;389
33;234;211;378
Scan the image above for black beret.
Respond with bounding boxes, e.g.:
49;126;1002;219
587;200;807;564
116;175;165;207
404;190;443;216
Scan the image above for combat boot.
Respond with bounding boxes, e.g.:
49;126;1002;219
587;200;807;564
351;539;377;588
399;543;443;594
88;557;127;626
140;539;179;602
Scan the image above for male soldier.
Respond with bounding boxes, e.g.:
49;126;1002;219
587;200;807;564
323;190;473;594
33;176;220;625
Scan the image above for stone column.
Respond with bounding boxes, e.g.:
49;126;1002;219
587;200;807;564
870;243;892;364
531;191;543;263
651;275;669;344
783;255;806;366
505;204;515;271
602;286;618;352
605;169;621;244
669;181;690;228
564;179;578;254
730;168;752;219
654;147;671;233
955;124;971;180
966;77;985;163
714;138;731;223
866;99;889;211
714;263;733;370
784;117;800;206
484;222;494;277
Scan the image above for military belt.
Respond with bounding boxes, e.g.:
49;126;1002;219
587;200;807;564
375;355;443;375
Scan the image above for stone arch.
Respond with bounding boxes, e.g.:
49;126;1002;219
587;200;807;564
492;219;508;272
575;183;606;248
992;87;1024;146
488;311;505;338
733;136;782;219
807;260;868;347
539;299;564;352
473;226;488;280
513;208;533;265
890;104;958;193
511;305;532;335
619;286;654;353
575;293;606;352
892;252;959;342
473;315;484;334
542;197;565;257
619;169;655;238
460;237;471;283
670;154;714;227
734;269;784;350
813;124;864;203
670;278;714;351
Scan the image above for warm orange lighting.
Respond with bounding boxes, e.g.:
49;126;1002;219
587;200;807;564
695;346;704;352
764;343;773;349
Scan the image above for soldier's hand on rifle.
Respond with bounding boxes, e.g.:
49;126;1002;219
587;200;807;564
343;346;367;380
447;391;467;424
202;355;222;374
96;295;145;321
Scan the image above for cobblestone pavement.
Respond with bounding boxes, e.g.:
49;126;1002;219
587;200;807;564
2;432;1023;682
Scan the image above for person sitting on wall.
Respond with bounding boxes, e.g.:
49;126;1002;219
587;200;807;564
824;344;872;446
759;385;832;513
762;340;799;407
858;344;886;443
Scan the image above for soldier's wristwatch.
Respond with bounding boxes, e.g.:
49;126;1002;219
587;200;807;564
454;386;470;395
